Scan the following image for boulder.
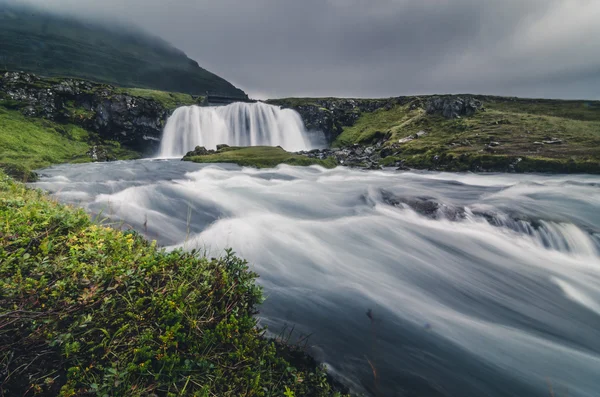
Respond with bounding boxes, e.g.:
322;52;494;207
185;146;211;157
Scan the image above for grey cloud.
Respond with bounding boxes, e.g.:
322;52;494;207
10;0;600;99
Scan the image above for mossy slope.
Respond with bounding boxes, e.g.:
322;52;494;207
0;172;347;396
330;96;600;172
0;107;139;180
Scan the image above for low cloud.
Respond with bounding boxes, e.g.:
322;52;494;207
8;0;600;99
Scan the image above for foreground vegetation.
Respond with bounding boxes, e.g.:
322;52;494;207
183;146;337;168
0;172;347;396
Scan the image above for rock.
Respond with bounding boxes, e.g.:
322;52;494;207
543;139;563;145
425;96;483;119
489;141;501;147
0;71;169;153
216;144;230;151
268;98;397;143
416;130;427;138
185;146;210;157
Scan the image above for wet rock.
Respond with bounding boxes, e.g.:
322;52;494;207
185;146;213;157
381;191;466;220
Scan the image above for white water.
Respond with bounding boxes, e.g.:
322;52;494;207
158;102;320;157
33;161;600;397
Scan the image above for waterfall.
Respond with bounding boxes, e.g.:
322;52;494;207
158;102;320;157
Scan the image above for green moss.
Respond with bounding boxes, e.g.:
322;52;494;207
64;100;96;122
332;104;423;146
0;173;347;396
184;146;337;168
0;107;92;173
118;88;203;110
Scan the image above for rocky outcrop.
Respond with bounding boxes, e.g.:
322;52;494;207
298;142;391;170
425;96;483;119
268;98;399;143
0;71;169;153
270;96;483;143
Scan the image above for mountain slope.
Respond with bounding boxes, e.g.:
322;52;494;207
0;3;246;97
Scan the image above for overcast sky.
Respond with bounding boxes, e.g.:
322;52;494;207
12;0;600;99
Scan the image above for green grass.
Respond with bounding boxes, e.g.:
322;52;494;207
327;96;600;172
184;146;338;168
0;107;92;176
118;88;203;110
0;172;347;396
332;104;422;146
0;107;141;179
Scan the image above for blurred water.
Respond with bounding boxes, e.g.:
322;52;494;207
158;103;324;156
33;160;600;397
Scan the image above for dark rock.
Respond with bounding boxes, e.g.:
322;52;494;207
185;146;210;157
0;71;169;154
425;96;483;119
381;191;466;221
269;98;397;143
216;144;230;151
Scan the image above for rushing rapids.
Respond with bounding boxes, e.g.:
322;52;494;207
158;102;322;157
33;161;600;397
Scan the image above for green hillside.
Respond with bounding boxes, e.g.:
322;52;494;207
0;3;245;97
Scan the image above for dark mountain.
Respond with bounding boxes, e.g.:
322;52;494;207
0;3;246;97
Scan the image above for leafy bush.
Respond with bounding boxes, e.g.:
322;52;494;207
0;173;347;396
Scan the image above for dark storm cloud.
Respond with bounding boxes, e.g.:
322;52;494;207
9;0;600;99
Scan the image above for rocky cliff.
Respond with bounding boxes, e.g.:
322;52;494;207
0;71;187;154
268;95;485;144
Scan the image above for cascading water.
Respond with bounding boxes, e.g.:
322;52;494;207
158;102;321;157
33;162;600;397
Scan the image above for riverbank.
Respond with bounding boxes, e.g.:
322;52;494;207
0;170;349;396
267;95;600;173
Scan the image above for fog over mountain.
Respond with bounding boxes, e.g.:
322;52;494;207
5;0;600;99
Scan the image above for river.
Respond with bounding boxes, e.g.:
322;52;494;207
32;160;600;397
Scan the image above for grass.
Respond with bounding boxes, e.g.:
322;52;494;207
0;107;141;180
332;104;423;146
184;146;338;168
326;96;600;172
0;172;348;396
118;88;203;110
0;107;92;176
